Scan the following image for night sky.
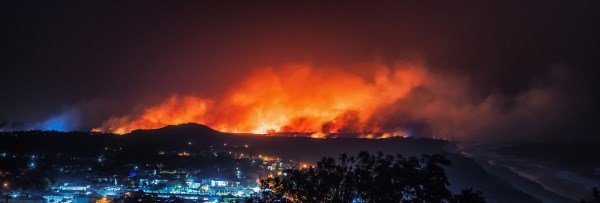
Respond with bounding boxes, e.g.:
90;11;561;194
2;1;599;141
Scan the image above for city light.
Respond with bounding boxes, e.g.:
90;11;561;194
0;136;296;202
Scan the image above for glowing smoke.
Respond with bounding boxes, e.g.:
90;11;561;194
38;110;81;131
92;62;586;141
94;62;425;137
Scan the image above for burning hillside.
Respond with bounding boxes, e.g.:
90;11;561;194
93;63;426;137
93;62;576;141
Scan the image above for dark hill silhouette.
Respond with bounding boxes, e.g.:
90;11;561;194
129;123;222;136
113;123;453;163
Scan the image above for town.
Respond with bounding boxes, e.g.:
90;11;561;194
0;131;300;203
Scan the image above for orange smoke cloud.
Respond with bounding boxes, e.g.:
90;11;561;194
94;63;426;136
92;96;212;134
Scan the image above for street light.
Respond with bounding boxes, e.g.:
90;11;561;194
2;182;9;203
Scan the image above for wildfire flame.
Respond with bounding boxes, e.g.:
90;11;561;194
93;63;426;137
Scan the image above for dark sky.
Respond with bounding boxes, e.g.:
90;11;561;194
1;1;599;140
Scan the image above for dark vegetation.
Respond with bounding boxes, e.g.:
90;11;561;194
581;187;600;203
261;152;485;203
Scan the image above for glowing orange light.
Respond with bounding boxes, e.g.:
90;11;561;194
94;63;426;137
310;132;326;139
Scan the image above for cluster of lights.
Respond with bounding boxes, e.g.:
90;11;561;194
0;144;303;201
257;154;279;162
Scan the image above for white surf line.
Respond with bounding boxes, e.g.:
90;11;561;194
453;143;578;202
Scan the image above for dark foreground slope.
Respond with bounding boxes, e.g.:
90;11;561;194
0;123;554;202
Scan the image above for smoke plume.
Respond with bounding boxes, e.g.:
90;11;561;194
89;62;586;141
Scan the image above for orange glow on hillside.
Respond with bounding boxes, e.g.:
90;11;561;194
94;63;426;137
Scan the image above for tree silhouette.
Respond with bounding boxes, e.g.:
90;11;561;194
261;151;485;203
454;189;486;203
581;187;600;203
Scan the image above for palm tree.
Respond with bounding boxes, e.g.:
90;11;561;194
261;151;486;203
